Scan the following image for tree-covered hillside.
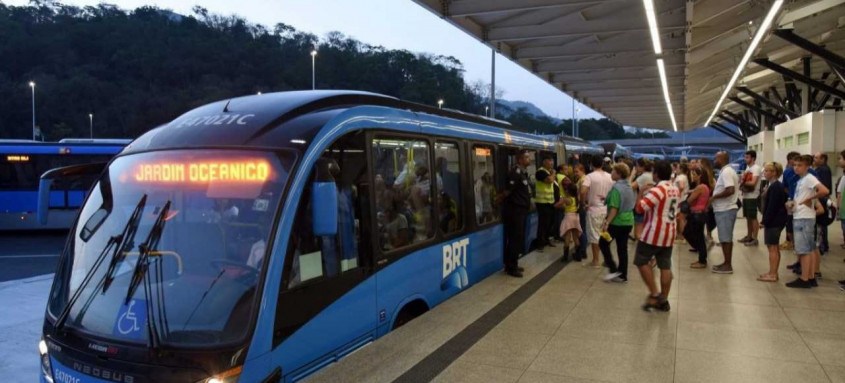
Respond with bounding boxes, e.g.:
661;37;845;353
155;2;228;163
0;1;655;140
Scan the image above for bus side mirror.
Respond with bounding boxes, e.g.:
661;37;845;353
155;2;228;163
311;182;338;236
38;162;108;225
37;178;54;225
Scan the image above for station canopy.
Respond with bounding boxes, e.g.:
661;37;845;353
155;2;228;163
412;0;845;135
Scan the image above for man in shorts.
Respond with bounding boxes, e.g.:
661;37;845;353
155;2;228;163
634;160;680;311
581;156;613;267
711;151;739;274
787;155;829;288
739;150;762;246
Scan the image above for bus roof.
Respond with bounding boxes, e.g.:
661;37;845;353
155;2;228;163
124;90;528;154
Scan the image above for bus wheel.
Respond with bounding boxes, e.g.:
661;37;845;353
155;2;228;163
392;299;429;330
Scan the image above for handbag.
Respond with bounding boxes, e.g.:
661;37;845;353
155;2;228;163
679;200;691;215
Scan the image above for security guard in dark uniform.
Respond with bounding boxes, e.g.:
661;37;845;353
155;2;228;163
500;150;532;278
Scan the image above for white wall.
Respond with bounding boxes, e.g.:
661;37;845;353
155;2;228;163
747;130;774;165
773;110;844;182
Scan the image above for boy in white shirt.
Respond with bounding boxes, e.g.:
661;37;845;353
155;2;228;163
787;155;829;288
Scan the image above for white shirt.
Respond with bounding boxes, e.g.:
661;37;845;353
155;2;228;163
794;173;821;220
741;164;762;199
674;174;689;200
581;170;613;214
712;165;739;212
636;172;654;192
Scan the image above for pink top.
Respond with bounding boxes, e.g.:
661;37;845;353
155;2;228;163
690;184;710;213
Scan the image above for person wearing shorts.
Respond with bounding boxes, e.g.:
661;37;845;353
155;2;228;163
758;162;787;282
786;155;829;288
739;150;762;246
581;156;613;268
710;152;739;274
633;160;679;312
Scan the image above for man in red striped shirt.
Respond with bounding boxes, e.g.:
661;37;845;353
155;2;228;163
634;160;680;312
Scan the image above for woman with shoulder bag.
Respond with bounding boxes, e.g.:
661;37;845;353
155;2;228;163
685;168;711;268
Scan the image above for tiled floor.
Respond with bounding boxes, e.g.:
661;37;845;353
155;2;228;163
309;222;845;383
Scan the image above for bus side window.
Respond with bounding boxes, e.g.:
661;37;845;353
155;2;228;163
472;144;498;224
286;132;367;289
371;137;433;251
434;141;462;235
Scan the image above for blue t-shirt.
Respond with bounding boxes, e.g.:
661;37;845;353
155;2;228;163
783;166;817;199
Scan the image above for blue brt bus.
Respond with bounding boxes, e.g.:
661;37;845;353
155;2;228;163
38;91;564;383
0;139;128;230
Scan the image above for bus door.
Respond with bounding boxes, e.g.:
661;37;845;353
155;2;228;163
271;131;377;381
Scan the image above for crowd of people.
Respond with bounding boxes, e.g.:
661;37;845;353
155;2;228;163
500;148;845;309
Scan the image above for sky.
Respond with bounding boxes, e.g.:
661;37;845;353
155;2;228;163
4;0;605;121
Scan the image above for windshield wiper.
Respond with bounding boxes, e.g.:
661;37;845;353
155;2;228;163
102;195;147;293
124;200;170;349
55;195;147;332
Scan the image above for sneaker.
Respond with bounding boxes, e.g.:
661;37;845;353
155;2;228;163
838;279;845;286
603;272;622;282
711;264;734;274
786;262;799;270
744;239;759;246
738;236;752;243
656;299;671;312
610;277;628;283
785;278;812;288
810;278;818;287
641;295;662;312
506;269;524;278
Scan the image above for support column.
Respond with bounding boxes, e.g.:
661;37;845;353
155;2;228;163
490;48;496;119
801;56;811;115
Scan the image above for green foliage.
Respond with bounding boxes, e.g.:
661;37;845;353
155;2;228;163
0;1;641;141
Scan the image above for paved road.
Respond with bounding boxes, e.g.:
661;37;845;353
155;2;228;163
0;231;68;282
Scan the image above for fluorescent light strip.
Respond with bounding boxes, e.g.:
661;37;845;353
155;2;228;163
657;59;678;131
644;0;674;130
643;0;662;54
704;0;784;127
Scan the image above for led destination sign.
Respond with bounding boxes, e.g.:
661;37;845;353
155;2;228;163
133;160;270;183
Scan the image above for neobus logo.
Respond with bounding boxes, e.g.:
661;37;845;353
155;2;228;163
441;238;469;291
71;362;135;383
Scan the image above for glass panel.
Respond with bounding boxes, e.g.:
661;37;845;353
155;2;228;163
472;145;499;224
434;141;462;234
784;136;794;148
287;132;367;288
372;138;433;251
52;150;291;346
797;132;810;145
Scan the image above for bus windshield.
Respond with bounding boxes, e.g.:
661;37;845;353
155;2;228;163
47;149;293;347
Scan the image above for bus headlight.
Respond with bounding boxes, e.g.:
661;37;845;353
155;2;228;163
39;339;54;383
201;366;242;383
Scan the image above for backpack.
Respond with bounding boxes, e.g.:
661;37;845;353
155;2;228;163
816;197;835;227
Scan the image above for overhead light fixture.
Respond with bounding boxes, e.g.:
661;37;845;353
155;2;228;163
657;59;678;131
704;0;784;127
642;0;662;54
643;0;675;131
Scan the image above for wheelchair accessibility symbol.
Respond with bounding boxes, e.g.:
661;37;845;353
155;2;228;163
113;299;147;340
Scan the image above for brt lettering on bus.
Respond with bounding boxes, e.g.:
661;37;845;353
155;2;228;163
442;238;469;279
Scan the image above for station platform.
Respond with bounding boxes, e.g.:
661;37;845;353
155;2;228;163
308;223;845;383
